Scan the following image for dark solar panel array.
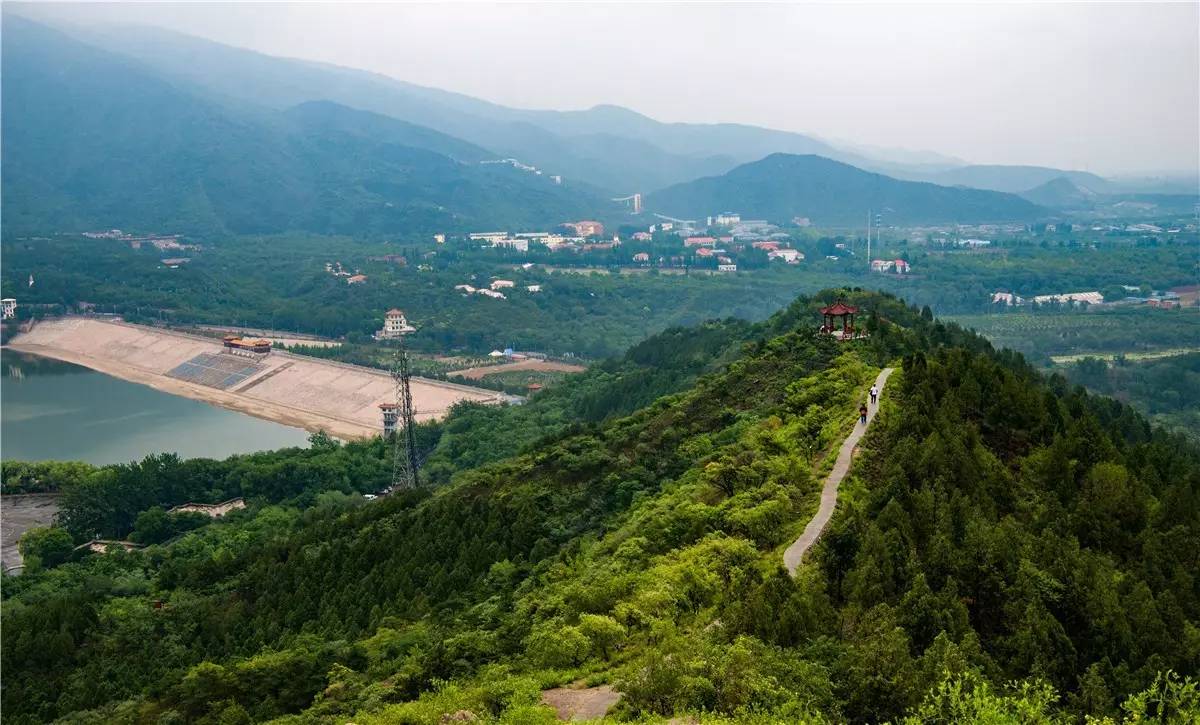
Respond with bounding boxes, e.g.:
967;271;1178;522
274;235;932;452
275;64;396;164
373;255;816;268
166;353;261;390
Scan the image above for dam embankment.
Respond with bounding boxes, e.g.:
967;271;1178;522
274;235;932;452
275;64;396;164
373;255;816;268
8;318;506;440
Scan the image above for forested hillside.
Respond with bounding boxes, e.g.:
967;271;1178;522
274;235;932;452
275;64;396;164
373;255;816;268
3;291;1197;723
646;154;1044;225
0;16;611;236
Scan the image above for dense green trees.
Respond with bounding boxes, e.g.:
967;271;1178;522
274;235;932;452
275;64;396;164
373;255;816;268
2;291;1197;723
3;224;1192;359
1;459;97;494
1058;352;1200;437
16;526;74;570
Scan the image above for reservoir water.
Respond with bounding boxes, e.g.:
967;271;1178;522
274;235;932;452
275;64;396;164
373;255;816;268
1;349;311;464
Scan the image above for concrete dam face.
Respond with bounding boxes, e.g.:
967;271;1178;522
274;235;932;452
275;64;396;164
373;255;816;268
9;318;507;439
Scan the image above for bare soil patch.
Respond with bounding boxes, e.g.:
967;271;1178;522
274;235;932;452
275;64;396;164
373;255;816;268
448;359;587;380
540;685;621;721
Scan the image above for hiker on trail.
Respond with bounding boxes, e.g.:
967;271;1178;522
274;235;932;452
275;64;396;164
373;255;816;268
870;384;879;405
859;403;868;425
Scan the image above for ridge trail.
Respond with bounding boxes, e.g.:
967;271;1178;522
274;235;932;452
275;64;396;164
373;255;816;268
784;366;894;575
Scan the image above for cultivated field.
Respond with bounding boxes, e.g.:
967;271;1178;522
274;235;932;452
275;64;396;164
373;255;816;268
448;358;587;380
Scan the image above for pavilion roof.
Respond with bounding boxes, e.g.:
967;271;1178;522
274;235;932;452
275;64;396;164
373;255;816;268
820;301;859;316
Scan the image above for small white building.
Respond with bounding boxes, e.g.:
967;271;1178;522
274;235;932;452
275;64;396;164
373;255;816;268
871;259;910;274
477;289;507;299
526;284;542;293
434;234;446;244
491;238;529;252
490;280;515;290
714;212;741;226
378;309;416;338
455;284;477;293
992;291;1023;306
2;298;16;320
538;235;570;250
1032;291;1103;306
717;263;738;272
470;232;509;242
768;249;803;264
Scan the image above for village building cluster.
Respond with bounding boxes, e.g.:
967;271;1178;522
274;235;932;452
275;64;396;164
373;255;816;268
450;212;807;276
991;285;1195;309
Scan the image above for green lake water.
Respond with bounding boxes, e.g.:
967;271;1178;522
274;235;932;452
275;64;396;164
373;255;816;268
1;349;310;464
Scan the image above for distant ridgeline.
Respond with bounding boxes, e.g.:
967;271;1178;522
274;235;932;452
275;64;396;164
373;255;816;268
0;16;615;236
3;293;1198;724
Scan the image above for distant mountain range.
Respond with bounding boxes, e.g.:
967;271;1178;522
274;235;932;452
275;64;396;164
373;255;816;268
3;12;1193;237
22;16;1172;198
1;16;611;235
646;154;1044;225
1018;177;1200;216
914;165;1112;194
1019;177;1101;210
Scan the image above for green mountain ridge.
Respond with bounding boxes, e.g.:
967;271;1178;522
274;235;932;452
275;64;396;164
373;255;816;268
646;153;1046;225
13;12;1157;198
1019;177;1100;210
4;291;1198;724
0;16;613;236
914;164;1114;194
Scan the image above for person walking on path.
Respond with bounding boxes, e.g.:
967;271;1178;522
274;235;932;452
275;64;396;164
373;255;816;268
859;403;868;425
869;384;879;405
784;367;894;575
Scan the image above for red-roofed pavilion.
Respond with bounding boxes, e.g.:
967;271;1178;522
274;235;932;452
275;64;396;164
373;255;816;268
820;299;859;337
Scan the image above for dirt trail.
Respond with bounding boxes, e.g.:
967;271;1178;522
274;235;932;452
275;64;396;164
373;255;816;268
784;367;894;575
540;685;621;721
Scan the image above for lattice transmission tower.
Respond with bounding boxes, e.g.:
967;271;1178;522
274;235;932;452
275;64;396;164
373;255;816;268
388;344;420;491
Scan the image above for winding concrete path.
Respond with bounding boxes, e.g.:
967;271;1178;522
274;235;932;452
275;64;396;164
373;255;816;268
784;367;894;575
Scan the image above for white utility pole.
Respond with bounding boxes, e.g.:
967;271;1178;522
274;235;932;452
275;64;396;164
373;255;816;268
866;210;872;269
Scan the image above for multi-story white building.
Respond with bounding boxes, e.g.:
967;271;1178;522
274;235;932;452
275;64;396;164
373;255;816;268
491;238;529;252
470;232;509;243
2;298;16;320
378;308;416;339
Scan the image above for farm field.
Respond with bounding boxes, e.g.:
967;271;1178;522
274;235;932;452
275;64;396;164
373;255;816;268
949;307;1200;362
1050;346;1200;364
447;358;588;380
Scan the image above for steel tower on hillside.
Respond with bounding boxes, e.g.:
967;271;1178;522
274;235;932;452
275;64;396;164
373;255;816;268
389;344;419;491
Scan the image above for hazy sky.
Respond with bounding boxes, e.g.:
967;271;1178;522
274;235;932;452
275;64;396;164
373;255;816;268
16;2;1200;175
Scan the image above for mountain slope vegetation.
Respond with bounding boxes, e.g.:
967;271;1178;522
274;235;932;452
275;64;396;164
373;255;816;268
647;154;1045;225
913;165;1113;194
0;16;612;236
18;15;1136;197
4;291;1197;724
